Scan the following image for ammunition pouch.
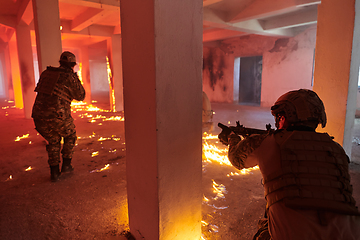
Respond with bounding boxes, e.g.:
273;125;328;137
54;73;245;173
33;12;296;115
264;130;360;216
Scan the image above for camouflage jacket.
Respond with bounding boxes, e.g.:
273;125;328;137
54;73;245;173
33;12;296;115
228;131;272;170
32;66;85;120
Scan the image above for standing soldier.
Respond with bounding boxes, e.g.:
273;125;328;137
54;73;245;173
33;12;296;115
219;89;360;239
32;51;85;182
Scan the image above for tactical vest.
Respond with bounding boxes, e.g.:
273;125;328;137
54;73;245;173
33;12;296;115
34;67;72;102
263;130;359;215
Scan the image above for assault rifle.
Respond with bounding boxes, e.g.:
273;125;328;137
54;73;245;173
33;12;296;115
217;121;273;145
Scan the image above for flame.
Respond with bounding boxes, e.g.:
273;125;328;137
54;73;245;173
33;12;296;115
78;62;84;85
71;102;124;123
103;116;124;121
202;141;231;166
202;132;259;176
106;56;116;112
212;180;227;200
90;164;110;173
71;102;112;113
202;133;218;140
98;137;111;141
227;165;259;176
100;164;110;171
25;166;32;171
15;134;29;142
91;151;99;157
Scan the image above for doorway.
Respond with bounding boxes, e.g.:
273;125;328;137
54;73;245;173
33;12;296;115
234;56;262;105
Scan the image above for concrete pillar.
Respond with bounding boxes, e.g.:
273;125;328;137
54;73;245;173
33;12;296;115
16;21;36;119
107;35;124;112
9;38;24;109
80;47;92;104
4;45;13;101
32;0;62;72
313;0;360;156
0;50;8;99
120;0;203;239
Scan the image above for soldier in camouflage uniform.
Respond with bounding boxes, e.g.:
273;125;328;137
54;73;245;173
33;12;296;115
219;89;360;240
32;51;85;182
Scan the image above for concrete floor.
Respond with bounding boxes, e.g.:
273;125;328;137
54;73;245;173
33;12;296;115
1;99;360;240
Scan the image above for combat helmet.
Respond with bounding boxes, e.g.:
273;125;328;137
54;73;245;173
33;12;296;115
59;51;76;64
271;89;327;128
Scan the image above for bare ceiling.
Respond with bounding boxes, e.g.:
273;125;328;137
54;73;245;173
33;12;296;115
0;0;320;47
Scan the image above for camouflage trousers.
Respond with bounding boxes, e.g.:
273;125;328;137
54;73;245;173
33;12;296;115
253;218;272;240
33;118;77;166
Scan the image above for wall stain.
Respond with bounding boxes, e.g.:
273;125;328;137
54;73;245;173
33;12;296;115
223;85;227;92
203;48;226;91
269;38;290;53
291;42;299;51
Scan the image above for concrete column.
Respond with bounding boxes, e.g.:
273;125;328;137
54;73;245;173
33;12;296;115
107;35;124;112
32;0;62;72
4;45;13;101
80;47;92;104
16;21;36;119
9;38;23;109
0;50;8;99
313;0;360;156
121;0;203;239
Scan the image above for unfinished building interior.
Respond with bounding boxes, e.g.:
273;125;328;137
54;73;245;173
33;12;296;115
1;0;360;239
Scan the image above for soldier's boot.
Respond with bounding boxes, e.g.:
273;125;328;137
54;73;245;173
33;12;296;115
61;158;74;173
50;165;61;182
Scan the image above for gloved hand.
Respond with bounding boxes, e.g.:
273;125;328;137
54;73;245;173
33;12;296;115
218;130;231;145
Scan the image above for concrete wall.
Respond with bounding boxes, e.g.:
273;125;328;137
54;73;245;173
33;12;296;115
203;27;317;107
89;59;109;93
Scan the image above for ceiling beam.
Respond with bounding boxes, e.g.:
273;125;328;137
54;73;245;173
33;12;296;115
17;0;33;25
260;7;318;30
228;0;320;23
59;0;119;10
0;27;15;43
203;0;223;7
0;15;17;28
203;8;295;37
61;20;114;37
203;29;246;42
71;7;104;31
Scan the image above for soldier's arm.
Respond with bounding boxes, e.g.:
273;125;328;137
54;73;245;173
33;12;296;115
69;72;86;101
228;133;269;170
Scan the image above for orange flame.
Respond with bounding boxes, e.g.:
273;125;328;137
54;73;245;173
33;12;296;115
15;134;29;142
106;56;116;112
